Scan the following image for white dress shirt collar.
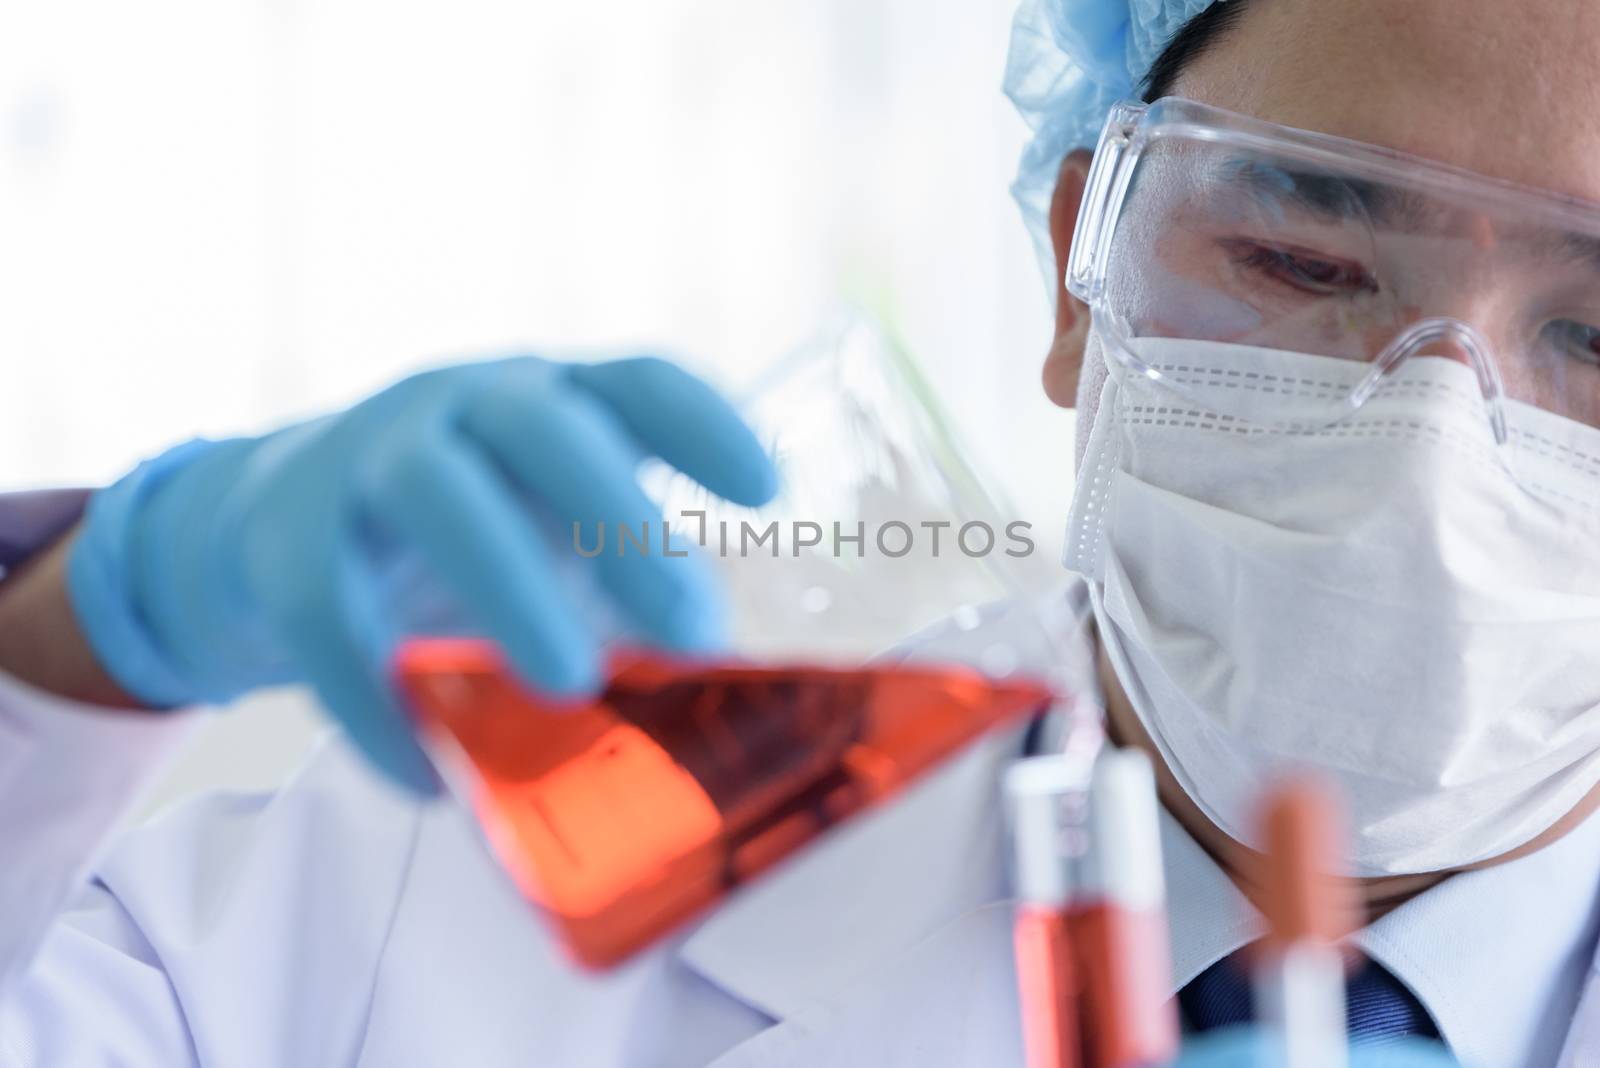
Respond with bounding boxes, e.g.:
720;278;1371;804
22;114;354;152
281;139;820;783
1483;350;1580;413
1161;799;1600;1067
1357;810;1600;1068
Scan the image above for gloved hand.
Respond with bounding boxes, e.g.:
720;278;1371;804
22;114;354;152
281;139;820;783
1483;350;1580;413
1173;1027;1464;1067
68;356;777;792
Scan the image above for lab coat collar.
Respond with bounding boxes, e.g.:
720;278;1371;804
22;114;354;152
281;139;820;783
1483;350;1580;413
678;733;1265;1025
678;588;1092;1024
682;732;1268;1068
676;722;1027;1022
673;574;1250;1029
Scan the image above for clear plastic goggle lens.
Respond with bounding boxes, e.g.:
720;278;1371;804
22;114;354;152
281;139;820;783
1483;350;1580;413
1080;99;1600;504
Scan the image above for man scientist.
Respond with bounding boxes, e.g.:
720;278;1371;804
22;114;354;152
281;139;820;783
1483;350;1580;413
0;0;1595;1063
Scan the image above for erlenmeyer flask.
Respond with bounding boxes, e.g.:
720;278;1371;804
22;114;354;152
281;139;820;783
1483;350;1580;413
395;311;1094;970
397;644;1053;968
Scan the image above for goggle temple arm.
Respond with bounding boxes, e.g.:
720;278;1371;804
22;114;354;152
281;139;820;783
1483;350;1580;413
1067;103;1149;306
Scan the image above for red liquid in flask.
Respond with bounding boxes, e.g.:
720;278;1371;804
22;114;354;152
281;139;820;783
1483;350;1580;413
395;639;1053;970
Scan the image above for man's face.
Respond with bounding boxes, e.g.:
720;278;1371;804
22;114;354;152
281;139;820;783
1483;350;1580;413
1048;0;1600;886
1047;0;1600;428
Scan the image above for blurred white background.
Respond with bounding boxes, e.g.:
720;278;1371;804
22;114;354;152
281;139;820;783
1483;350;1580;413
0;1;1070;810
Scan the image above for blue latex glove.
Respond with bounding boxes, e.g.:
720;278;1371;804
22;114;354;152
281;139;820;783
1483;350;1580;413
68;356;778;792
1174;1028;1465;1067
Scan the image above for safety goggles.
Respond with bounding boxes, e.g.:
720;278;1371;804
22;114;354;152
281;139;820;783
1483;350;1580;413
1069;98;1600;457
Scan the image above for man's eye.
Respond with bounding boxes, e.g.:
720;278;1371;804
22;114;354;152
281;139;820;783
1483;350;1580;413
1222;239;1378;297
1545;320;1600;367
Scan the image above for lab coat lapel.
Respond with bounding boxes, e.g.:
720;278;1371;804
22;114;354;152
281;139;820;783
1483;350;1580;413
702;894;1023;1068
677;722;1026;1023
682;593;1080;1061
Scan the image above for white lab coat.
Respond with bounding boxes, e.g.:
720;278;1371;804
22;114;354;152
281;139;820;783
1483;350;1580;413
2;490;1599;1067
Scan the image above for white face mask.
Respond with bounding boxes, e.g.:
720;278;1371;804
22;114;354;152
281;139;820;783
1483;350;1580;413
1066;329;1600;876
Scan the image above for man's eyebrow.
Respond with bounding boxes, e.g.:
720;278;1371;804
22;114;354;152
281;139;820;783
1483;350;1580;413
1203;156;1600;273
1214;157;1429;228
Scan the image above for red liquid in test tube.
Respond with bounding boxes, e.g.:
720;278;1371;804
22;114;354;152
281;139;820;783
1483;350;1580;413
1008;749;1178;1068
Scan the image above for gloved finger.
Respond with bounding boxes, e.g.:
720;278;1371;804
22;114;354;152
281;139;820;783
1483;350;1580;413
257;531;440;795
566;356;779;508
460;378;727;651
356;421;603;696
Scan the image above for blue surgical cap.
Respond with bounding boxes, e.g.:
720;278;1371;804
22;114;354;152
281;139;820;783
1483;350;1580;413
1004;0;1221;297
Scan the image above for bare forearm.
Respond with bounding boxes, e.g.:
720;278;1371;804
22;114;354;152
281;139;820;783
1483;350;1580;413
0;528;141;708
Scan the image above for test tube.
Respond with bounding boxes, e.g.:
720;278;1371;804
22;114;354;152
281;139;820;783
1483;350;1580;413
1075;749;1179;1068
1007;755;1087;1068
1006;749;1178;1068
1253;779;1354;1068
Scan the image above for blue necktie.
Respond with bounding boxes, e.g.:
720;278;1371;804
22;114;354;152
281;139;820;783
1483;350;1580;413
1178;947;1442;1042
